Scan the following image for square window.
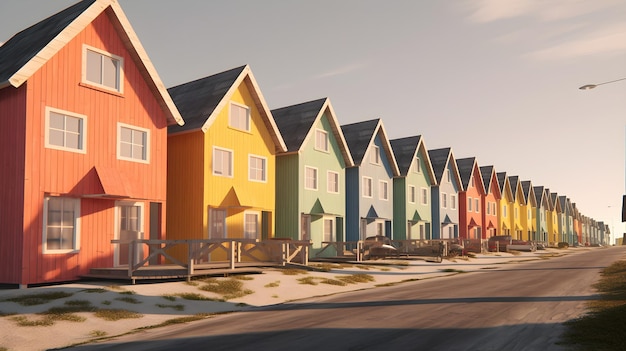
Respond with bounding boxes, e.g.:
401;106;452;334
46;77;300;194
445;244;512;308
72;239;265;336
327;171;339;193
118;123;149;162
84;45;123;92
363;177;373;198
213;147;233;177
305;166;318;190
43;197;80;253
315;129;329;152
249;155;266;182
379;181;389;201
370;145;381;165
45;107;86;153
230;103;250;131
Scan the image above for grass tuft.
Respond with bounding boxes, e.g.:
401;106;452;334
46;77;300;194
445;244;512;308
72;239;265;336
337;273;375;284
199;278;254;300
156;303;185;311
280;268;309;276
161;295;177;301
94;309;142;321
176;292;222;302
264;281;280;288
5;291;73;306
114;296;142;304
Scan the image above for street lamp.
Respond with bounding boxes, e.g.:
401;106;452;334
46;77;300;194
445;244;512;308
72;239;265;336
579;77;626;90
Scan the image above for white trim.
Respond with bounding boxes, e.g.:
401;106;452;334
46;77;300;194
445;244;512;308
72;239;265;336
379;180;389;201
370;145;381;165
414;156;421;173
451;194;457;210
117;122;150;164
304;166;318;191
327;170;339;194
248;154;267;183
42;196;81;254
408;185;416;204
44;106;87;154
82;44;124;94
362;176;373;198
420;187;429;205
441;193;448;209
229;101;251;132
213;146;234;177
314;129;329;153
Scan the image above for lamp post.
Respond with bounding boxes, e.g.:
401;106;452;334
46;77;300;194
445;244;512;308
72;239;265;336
579;77;626;246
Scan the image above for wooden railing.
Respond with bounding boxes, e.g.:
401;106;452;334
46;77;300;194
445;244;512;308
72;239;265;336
317;239;458;261
111;238;311;278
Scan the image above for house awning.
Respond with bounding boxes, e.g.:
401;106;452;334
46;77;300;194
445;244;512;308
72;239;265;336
83;166;132;199
468;218;479;229
309;199;341;217
219;187;252;209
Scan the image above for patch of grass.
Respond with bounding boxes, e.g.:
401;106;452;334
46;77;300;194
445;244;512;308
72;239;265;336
95;309;143;321
156;303;185;311
101;300;112;305
272;294;279;298
106;285;124;291
337;274;375;284
232;275;254;281
264;281;280;288
199;278;253;300
561;260;626;350
176;292;222;302
89;330;107;338
138;314;209;330
380;268;391;272
320;278;347;286
297;276;319;285
114;296;142;304
118;290;136;295
162;295;177;301
10;315;54;327
5;291;73;306
83;288;107;294
280;268;309;275
185;281;200;287
440;268;466;273
0;347;7;351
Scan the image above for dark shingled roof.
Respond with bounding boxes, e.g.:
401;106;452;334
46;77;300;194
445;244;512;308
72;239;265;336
533;186;545;206
428;148;451;184
390;135;422;176
480;166;494;191
341;119;380;165
167;65;247;133
272;98;327;152
456;157;475;190
0;0;97;84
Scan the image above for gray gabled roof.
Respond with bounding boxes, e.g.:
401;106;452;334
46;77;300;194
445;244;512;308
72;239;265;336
521;180;536;206
508;176;525;203
341;118;399;175
456;157;485;194
272;98;327;152
497;172;513;201
390;135;436;184
479;165;501;199
534;186;546;208
427;147;463;190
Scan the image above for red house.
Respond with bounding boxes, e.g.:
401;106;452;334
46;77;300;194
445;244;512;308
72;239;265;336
0;0;184;287
479;166;501;238
456;157;486;239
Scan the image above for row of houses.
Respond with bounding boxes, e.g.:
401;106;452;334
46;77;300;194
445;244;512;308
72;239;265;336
0;0;609;286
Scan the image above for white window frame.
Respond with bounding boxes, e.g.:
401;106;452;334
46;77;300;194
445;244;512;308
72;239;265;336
248;154;267;183
117;123;150;163
82;44;123;93
475;199;480;213
244;211;260;239
213;147;234;177
442;193;448;209
379;180;389;201
42;196;81;254
327;171;339;194
451;194;457;210
305;166;318;191
370;145;381;165
44;106;87;154
468;198;473;212
408;185;416;204
414;157;421;173
515;207;519;219
229;102;251;132
421;187;428;205
362;177;373;198
446;169;451;183
315;129;329;152
503;204;507;218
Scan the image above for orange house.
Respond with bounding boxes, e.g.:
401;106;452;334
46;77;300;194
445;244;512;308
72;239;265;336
457;157;486;239
0;0;184;286
479;165;501;238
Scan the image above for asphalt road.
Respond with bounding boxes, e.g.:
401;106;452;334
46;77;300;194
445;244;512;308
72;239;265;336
69;246;626;351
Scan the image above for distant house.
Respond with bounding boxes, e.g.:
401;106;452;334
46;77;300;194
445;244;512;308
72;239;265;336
428;148;463;239
548;191;562;244
479;166;501;239
456;157;486;240
390;136;436;241
342;119;400;241
166;65;286;254
572;203;582;245
496;172;514;236
508;176;525;240
533;186;550;243
558;196;574;244
0;0;184;286
521;181;537;241
272;98;354;255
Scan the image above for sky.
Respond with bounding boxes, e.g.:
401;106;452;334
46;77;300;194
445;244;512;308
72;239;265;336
1;0;625;243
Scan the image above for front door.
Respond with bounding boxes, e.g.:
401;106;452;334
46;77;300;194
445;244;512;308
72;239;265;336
115;202;144;267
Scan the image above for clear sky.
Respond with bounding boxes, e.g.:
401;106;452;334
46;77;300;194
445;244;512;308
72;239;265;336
1;0;625;243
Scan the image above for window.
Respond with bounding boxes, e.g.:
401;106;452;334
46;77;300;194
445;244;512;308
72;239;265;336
446;169;451;183
229;102;250;131
475;199;480;213
421;188;428;205
451;194;457;210
376;222;384;236
363;177;373;197
528;209;531;219
442;193;448;208
468;198;473;212
379;180;389;200
213;147;233;177
315;129;329;152
84;45;123;92
408;185;416;203
414;157;421;173
45;107;86;153
503;205;507;218
43;197;80;252
244;212;259;239
305;166;318;190
370;145;381;165
327;171;339;193
118;123;149;162
418;223;425;240
249;155;266;182
487;202;491;215
323;218;334;242
515;207;519;219
209;209;226;238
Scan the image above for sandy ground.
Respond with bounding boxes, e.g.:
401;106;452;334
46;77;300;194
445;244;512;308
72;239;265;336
0;249;580;351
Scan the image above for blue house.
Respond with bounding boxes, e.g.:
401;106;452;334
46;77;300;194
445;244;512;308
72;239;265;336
428;148;463;239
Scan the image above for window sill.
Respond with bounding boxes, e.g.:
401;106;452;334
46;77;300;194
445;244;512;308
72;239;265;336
79;82;124;98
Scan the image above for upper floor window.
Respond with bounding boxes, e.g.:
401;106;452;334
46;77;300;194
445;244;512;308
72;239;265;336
442;193;448;209
249;155;267;182
315;129;329;152
468;198;473;212
83;45;123;92
379;180;389;201
230;102;250;132
446;169;451;183
43;196;80;253
451;194;457;210
362;177;373;198
408;185;416;203
421;188;428;205
305;166;318;190
213;147;233;177
475;199;480;213
327;171;339;194
370;145;381;165
45;107;86;153
414;157;421;173
118;123;149;163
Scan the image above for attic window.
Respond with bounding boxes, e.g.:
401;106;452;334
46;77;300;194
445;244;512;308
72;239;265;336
414;157;421;173
315;129;329;152
370;145;381;165
230;103;250;132
83;45;123;93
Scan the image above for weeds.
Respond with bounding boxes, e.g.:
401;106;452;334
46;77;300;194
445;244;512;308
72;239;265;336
176;293;222;301
114;296;142;304
279;268;309;275
264;281;280;288
94;309;142;321
156;303;185;311
199;278;253;300
5;291;73;306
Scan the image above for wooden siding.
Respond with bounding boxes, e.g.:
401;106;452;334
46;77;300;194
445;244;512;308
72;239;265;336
393;151;433;240
459;166;483;240
275;153;300;239
10;12;169;285
482;174;499;239
434;163;459;239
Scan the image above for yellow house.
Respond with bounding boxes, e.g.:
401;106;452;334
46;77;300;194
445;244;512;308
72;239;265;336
547;190;561;245
521;181;537;241
508;176;525;240
166;65;287;253
496;172;514;236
